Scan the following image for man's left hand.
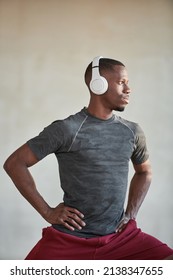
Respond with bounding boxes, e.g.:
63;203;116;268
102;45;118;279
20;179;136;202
115;215;131;233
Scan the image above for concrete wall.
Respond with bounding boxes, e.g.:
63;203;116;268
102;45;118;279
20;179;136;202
0;0;173;259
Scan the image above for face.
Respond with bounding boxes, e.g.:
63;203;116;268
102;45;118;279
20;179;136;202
102;65;131;112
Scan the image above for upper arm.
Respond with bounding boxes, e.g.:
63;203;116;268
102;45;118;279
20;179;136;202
4;143;39;171
133;159;152;175
131;123;149;165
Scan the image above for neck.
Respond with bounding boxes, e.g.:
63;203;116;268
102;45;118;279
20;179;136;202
86;102;113;120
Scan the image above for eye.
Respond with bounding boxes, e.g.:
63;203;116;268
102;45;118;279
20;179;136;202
118;80;129;85
118;81;124;85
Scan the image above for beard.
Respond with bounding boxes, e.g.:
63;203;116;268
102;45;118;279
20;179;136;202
113;106;125;112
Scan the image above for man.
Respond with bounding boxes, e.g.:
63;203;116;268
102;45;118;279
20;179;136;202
4;56;173;259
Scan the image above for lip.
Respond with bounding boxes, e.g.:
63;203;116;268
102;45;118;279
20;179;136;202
121;96;129;104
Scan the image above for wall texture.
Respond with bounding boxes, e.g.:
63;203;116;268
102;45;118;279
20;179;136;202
0;0;173;259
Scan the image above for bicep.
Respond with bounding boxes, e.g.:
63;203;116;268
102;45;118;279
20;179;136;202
132;159;152;175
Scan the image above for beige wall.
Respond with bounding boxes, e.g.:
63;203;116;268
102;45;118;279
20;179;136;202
0;0;173;259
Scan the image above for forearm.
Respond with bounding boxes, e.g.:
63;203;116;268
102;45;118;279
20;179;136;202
4;144;85;229
4;162;86;229
125;170;152;219
4;160;51;221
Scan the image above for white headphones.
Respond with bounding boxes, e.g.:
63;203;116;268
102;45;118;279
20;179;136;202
89;56;108;95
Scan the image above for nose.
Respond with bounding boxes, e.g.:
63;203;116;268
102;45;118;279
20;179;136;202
123;84;131;94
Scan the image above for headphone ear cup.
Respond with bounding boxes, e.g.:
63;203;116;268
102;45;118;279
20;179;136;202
90;76;108;95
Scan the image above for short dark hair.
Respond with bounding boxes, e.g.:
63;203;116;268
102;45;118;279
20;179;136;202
84;58;125;84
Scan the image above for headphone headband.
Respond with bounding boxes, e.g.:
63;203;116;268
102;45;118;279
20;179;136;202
92;56;103;68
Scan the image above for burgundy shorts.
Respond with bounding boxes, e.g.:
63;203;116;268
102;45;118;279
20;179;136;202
25;220;173;260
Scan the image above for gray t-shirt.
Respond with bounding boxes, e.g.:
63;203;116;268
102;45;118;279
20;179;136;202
27;108;149;237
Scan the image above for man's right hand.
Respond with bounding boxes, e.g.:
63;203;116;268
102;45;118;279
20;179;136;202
45;203;86;231
3;144;86;232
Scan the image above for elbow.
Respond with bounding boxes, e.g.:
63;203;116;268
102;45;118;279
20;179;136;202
3;156;14;175
3;152;22;176
3;158;10;172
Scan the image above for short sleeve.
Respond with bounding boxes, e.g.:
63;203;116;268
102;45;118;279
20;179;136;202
131;124;149;165
27;121;65;160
